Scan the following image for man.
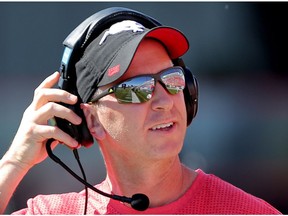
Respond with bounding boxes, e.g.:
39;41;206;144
0;8;281;214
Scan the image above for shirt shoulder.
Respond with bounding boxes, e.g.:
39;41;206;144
11;191;86;214
12;187;110;215
179;169;282;214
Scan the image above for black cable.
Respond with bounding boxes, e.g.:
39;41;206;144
45;138;150;211
45;139;88;214
45;139;125;199
73;149;88;215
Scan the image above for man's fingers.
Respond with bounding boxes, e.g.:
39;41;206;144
36;124;79;148
32;88;78;110
34;102;82;125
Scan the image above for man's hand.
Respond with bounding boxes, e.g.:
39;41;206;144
0;71;82;213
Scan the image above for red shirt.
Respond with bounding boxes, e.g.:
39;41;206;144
12;169;281;214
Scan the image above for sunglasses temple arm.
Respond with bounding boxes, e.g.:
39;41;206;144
89;87;114;103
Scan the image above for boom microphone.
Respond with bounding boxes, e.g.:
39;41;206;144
131;194;150;211
111;193;150;211
45;138;150;211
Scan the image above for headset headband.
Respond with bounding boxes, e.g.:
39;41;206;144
63;7;162;52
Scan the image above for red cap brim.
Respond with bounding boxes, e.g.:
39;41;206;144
145;26;189;59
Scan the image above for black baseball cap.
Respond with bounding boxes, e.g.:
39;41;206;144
75;20;189;103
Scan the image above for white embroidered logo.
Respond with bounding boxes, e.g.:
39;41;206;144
99;20;145;45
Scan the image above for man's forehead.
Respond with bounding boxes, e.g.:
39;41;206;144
118;39;173;80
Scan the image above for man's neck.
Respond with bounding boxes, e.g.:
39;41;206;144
103;155;197;208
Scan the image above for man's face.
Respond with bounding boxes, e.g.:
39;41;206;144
95;39;187;162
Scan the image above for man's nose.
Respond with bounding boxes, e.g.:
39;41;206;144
150;82;174;111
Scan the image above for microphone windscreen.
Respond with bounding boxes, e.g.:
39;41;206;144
130;193;150;211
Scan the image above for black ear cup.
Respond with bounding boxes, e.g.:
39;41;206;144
173;58;198;125
57;7;199;147
183;67;199;126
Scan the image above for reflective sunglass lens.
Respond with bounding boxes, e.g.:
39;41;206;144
161;69;185;94
112;67;185;104
115;76;154;103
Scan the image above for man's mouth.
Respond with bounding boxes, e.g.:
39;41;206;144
150;122;174;131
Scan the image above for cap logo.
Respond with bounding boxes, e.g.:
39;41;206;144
99;20;145;45
108;64;120;77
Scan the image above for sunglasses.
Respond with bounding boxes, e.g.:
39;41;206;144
90;66;186;104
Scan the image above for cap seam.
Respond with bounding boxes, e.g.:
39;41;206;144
88;31;142;84
82;31;143;102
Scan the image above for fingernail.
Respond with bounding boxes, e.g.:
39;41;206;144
72;142;81;149
76;117;82;125
72;140;79;148
69;94;78;101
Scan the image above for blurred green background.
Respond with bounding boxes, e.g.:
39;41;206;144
0;2;287;214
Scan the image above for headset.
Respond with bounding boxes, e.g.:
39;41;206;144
55;7;199;148
47;7;199;213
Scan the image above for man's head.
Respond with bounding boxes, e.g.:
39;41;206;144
58;7;198;148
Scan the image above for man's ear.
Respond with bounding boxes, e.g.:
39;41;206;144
81;103;106;141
